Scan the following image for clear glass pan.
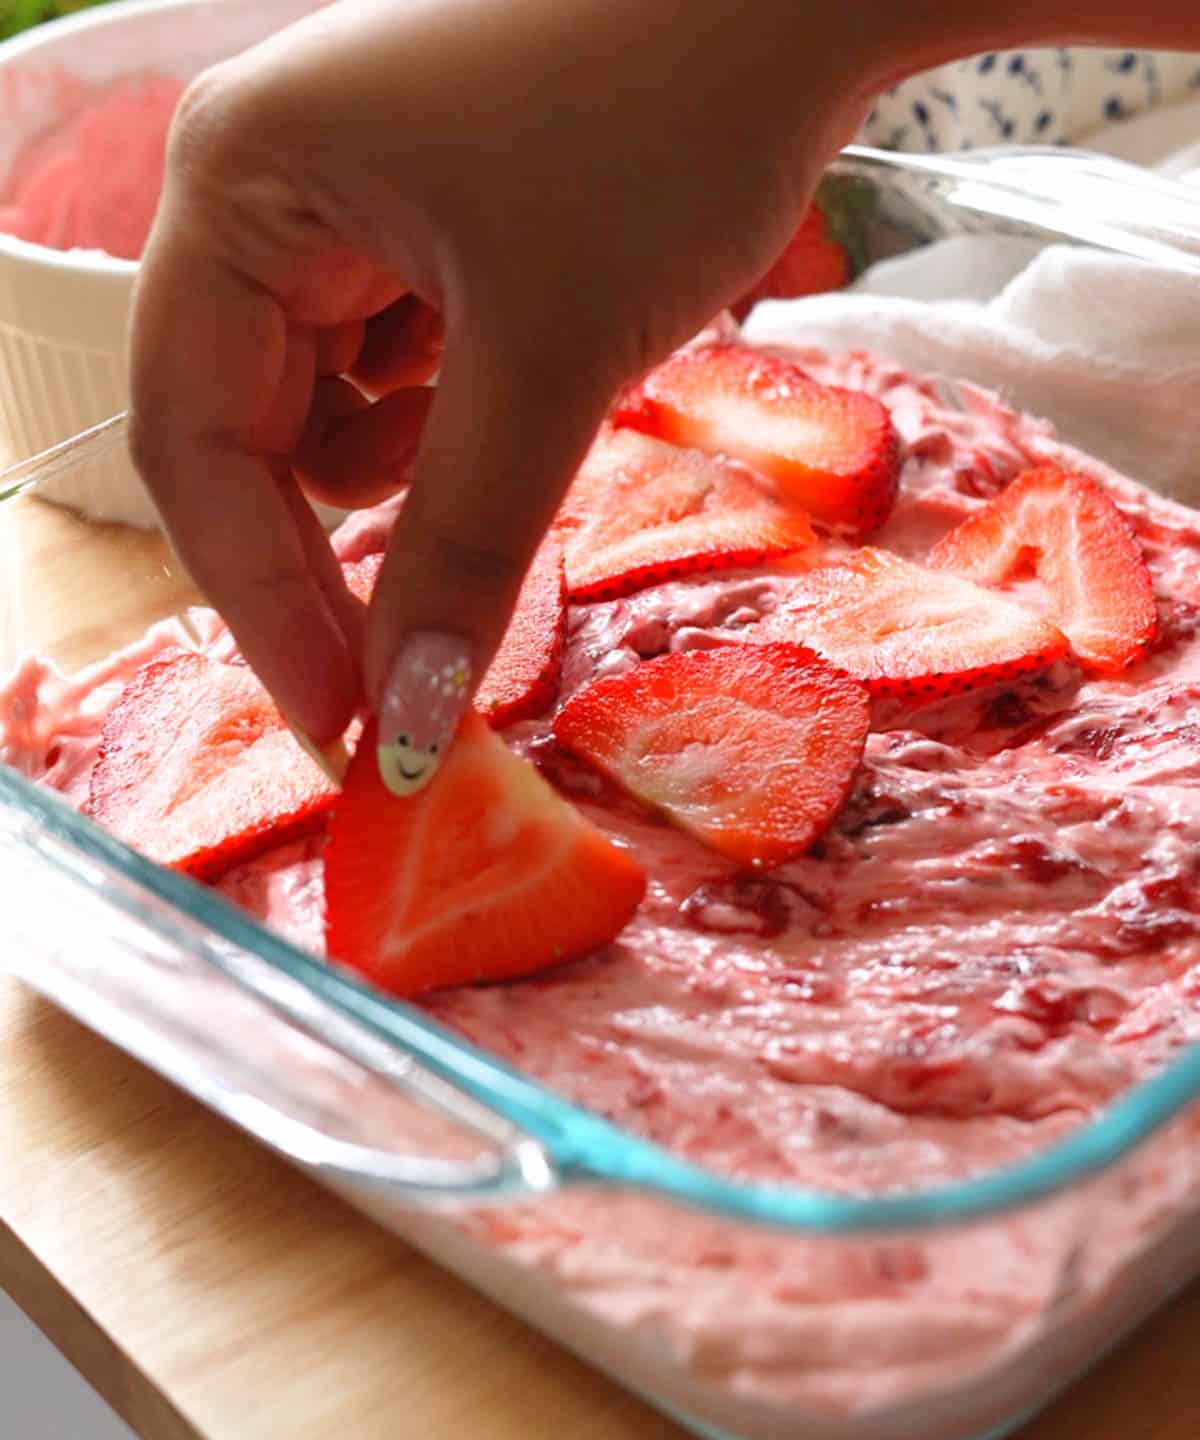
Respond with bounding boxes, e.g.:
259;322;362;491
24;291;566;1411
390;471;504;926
3;436;1200;1440
2;6;1200;1437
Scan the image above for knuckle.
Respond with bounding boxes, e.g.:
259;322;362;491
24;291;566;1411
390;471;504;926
168;61;278;193
165;67;329;289
169;65;244;181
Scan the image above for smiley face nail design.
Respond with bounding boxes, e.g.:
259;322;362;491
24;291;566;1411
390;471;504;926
377;633;472;798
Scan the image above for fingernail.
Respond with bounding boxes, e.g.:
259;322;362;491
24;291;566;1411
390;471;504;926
278;706;351;787
377;631;472;797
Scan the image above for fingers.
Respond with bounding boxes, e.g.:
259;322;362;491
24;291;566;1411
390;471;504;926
293;378;433;508
315;318;366;376
283;246;406;328
130;221;359;743
364;320;616;795
350;294;445;394
245;325;317;456
297;298;443;505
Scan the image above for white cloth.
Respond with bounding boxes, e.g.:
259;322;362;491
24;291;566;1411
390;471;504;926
746;98;1200;505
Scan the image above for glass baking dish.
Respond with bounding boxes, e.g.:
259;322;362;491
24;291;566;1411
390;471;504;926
3;412;1200;1440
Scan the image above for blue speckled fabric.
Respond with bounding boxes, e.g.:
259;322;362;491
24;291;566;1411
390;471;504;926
860;48;1200;152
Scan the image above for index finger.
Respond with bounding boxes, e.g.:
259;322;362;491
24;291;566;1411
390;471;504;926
129;211;360;743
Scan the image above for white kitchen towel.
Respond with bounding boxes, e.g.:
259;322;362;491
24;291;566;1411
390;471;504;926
745;96;1200;505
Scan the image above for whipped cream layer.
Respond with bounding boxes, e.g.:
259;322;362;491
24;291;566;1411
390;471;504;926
6;348;1200;1419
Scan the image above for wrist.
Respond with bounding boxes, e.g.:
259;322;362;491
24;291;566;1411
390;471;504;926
848;0;1191;95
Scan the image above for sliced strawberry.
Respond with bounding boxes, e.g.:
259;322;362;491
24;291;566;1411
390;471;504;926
555;427;815;602
341;546;568;726
613;345;901;537
760;548;1071;700
732;202;852;321
325;713;646;996
475;544;568;725
928;466;1158;675
90;652;336;880
553;643;869;868
342;551;383;605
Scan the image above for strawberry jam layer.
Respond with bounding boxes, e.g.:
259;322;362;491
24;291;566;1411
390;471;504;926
7;346;1200;1417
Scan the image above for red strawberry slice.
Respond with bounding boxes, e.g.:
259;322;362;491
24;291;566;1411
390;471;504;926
475;544;568;726
928;466;1158;675
555;427;815;602
90;652;337;880
732;201;852;320
342;551;383;605
613;345;901;537
325;713;646;996
341;546;568;726
760;548;1070;700
553;643;869;869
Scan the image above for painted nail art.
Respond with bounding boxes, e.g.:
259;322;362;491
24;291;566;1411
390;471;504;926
377;631;472;797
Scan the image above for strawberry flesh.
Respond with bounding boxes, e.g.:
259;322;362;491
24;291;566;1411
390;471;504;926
761;547;1071;700
342;546;568;726
89;651;337;880
928;466;1158;675
556;427;815;601
613;344;901;537
325;713;646;996
342;551;383;605
475;544;568;725
733;201;852;320
553;642;870;869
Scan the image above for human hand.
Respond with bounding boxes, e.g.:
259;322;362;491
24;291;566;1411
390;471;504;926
129;0;888;792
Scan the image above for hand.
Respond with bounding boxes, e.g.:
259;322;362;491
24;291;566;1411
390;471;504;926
129;0;886;791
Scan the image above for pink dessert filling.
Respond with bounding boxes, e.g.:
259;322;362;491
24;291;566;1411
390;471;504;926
5;347;1200;1418
0;72;182;257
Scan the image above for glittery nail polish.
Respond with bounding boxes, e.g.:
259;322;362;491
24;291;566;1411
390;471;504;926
377;631;472;797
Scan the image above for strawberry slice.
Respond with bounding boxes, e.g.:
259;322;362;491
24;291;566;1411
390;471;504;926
760;548;1070;700
342;551;383;605
732;201;852;320
90;652;336;880
553;643;869;868
341;546;568;726
928;466;1158;675
475;543;568;726
325;713;646;996
555;427;815;602
613;345;901;537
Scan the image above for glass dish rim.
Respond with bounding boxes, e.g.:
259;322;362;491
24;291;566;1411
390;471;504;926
4;755;1199;1236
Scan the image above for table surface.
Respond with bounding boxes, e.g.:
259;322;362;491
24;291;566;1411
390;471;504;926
1;494;1198;1440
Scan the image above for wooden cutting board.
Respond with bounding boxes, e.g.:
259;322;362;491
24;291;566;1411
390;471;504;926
0;493;1197;1440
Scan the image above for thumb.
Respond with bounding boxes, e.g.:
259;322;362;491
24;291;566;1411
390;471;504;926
363;318;616;797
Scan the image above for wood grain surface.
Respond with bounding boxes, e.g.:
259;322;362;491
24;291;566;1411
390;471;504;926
0;493;1196;1440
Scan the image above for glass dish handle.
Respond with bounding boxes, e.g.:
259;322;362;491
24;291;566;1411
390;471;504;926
0;777;558;1207
835;144;1200;275
14;762;1200;1235
0;412;129;502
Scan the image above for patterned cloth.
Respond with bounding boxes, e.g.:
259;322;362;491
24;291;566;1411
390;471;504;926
860;48;1200;152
